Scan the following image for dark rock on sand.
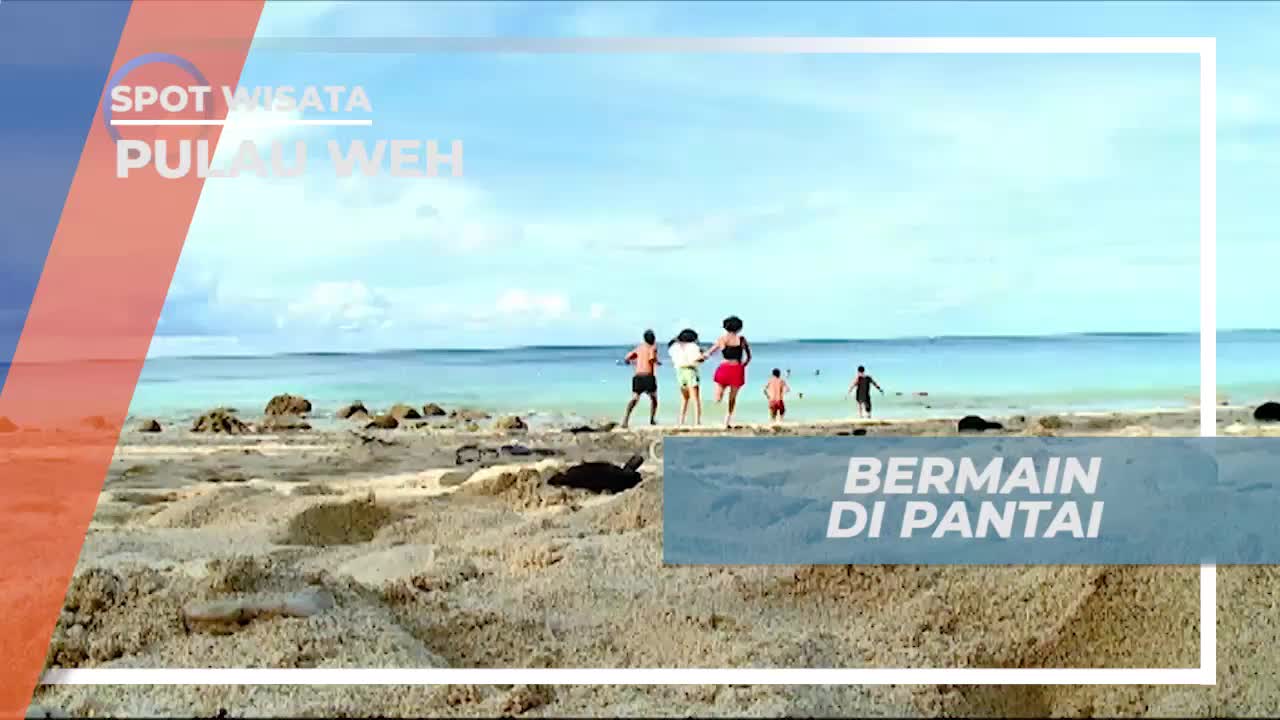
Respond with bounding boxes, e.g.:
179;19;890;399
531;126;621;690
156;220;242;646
137;419;163;433
265;394;312;416
365;414;399;430
192;409;250;434
336;402;368;419
456;444;500;466
501;444;562;458
494;415;527;431
548;455;645;494
1037;415;1065;430
450;407;490;421
389;403;421;420
1255;402;1280;422
958;415;1003;432
260;415;312;432
422;402;447;417
565;422;618;434
0;416;17;433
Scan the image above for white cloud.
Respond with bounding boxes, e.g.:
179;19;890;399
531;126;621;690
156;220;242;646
494;289;565;317
278;281;393;332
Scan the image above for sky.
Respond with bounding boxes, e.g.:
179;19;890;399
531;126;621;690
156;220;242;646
148;0;1280;355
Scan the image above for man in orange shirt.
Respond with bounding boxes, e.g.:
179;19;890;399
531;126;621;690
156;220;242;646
622;329;660;428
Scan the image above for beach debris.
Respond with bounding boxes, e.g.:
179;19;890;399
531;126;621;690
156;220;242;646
336;401;368;419
137;418;163;433
265;393;312;416
259;414;312;432
198;471;250;484
564;421;617;434
836;429;869;436
547;455;644;494
450;407;491;421
456;444;500;466
422;402;447;416
365;414;400;430
499;444;562;458
390;403;422;420
494;415;528;431
191;408;250;434
1255;402;1280;422
0;416;17;433
958;415;1004;433
914;391;929;397
182;587;335;632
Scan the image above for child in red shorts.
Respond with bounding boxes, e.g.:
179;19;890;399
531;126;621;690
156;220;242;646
764;368;789;423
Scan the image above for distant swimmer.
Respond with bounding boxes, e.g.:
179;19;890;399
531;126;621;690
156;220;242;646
704;315;751;428
621;329;660;428
846;365;884;418
667;328;705;426
763;368;790;423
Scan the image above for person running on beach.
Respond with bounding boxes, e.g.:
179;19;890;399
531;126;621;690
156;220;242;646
704;316;751;428
667;328;704;426
846;365;883;418
764;368;789;423
621;329;660;428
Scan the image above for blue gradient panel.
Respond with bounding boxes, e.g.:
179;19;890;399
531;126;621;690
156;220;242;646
664;437;1280;565
0;0;133;393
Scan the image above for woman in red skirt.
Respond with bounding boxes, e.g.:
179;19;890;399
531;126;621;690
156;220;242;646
704;315;751;428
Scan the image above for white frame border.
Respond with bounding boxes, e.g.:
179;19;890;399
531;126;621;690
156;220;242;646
44;35;1217;688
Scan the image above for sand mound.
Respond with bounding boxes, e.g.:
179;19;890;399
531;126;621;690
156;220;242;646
145;486;274;530
46;567;188;669
578;473;662;534
276;496;399;547
457;460;579;511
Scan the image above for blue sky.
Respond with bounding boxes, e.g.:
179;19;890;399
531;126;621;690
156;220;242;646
153;0;1278;355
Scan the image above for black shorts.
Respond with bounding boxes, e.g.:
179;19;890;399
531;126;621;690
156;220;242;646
632;374;657;394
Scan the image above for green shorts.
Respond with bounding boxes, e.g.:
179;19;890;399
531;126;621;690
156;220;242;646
676;366;700;388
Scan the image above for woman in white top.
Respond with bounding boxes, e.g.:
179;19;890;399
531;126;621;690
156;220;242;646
667;328;705;426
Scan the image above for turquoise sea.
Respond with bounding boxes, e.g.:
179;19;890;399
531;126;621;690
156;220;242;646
125;331;1280;426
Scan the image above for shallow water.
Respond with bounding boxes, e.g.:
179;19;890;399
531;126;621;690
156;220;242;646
122;330;1279;425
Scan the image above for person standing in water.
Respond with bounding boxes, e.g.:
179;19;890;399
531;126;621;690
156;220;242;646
763;368;790;423
667;328;704;426
621;329;660;428
846;365;883;418
704;315;751;428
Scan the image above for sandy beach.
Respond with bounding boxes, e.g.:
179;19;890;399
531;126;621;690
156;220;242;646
27;403;1280;717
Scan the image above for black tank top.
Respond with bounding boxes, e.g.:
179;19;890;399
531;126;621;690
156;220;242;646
723;343;744;361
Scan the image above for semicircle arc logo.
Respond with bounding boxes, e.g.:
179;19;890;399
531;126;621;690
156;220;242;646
101;53;214;143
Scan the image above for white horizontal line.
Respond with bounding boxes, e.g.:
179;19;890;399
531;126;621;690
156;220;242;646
43;667;1214;686
109;118;372;127
211;35;1215;55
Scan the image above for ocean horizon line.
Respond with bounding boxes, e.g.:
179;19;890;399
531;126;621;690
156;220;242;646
125;327;1280;362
